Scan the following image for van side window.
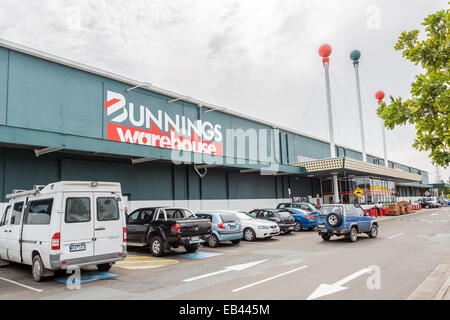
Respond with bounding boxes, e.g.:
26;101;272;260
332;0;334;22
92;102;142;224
66;198;91;223
97;197;119;221
11;202;23;225
0;206;11;226
26;199;53;225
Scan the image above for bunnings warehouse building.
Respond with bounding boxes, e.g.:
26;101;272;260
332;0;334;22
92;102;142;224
0;40;436;212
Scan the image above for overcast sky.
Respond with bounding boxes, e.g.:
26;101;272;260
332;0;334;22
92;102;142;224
0;0;448;182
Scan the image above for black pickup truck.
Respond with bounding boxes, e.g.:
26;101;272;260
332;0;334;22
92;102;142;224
126;207;211;257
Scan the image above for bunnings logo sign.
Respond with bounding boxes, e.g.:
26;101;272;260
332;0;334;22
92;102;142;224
104;91;223;156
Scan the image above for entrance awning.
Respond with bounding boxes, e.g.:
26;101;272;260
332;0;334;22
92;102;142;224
291;157;422;183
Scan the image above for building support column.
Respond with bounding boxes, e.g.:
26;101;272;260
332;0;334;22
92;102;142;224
332;174;339;204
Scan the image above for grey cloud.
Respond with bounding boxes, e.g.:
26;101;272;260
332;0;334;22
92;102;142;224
0;0;448;180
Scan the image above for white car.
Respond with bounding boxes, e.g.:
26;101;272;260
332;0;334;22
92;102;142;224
234;211;280;241
0;181;127;282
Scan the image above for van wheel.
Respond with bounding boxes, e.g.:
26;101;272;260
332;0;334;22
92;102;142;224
97;263;112;272
32;255;45;282
348;227;358;242
150;236;165;257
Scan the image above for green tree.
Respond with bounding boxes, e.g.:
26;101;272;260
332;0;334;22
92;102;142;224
377;6;450;167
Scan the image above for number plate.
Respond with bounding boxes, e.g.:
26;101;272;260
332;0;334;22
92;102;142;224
69;244;86;252
230;226;236;230
191;236;200;241
289;226;294;230
319;224;326;229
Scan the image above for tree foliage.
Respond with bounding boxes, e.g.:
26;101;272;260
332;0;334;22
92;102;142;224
377;5;450;167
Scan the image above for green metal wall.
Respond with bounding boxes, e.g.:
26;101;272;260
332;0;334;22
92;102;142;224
0;45;429;188
0;146;311;201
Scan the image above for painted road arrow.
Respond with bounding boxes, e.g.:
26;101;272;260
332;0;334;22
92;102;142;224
307;268;372;300
183;260;268;282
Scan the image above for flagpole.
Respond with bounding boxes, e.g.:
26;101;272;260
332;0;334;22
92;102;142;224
350;50;367;163
375;91;388;168
319;44;339;204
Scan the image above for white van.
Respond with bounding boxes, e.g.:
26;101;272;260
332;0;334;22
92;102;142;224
0;181;127;281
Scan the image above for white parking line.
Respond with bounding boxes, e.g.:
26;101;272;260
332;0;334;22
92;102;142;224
231;265;308;292
387;232;405;240
0;276;43;293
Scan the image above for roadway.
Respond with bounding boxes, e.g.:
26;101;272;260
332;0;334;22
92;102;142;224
1;206;449;300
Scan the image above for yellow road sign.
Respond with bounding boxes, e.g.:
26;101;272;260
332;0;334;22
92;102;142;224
354;188;364;197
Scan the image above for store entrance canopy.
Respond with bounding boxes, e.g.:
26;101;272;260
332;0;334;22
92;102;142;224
291;157;422;183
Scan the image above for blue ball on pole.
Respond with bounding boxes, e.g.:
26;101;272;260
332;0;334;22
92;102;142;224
350;50;361;65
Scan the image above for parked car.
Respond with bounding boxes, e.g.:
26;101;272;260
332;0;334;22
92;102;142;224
233;211;280;241
283;207;317;231
126;207;211;256
421;197;440;208
276;202;320;213
316;204;378;242
437;197;448;207
0;181;127;282
196;211;243;247
248;209;296;234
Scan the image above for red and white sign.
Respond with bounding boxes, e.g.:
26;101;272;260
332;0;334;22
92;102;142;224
104;91;223;156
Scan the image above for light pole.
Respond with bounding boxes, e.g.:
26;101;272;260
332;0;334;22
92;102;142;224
375;91;389;168
319;44;339;204
350;50;367;163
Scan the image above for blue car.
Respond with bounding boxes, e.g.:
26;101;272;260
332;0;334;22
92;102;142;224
316;204;378;242
196;211;243;247
282;208;318;231
277;202;320;214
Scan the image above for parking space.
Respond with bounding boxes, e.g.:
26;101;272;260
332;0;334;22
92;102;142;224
0;207;449;300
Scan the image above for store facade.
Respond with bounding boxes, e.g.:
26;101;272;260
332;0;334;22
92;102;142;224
0;39;431;212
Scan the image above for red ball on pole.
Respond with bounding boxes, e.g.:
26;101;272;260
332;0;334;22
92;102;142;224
375;90;385;104
319;44;332;57
319;44;332;65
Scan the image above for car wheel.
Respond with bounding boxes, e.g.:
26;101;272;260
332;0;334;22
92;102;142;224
244;228;256;241
349;227;358;242
294;221;302;232
150;236;165;257
231;239;241;245
32;255;45;282
369;225;378;238
208;234;219;248
184;244;199;253
327;213;342;227
321;234;331;241
97;263;112;272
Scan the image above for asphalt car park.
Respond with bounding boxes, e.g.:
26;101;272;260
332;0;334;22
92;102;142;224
1;206;449;300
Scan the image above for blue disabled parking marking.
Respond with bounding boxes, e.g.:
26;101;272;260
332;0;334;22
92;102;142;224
178;251;222;259
55;271;118;285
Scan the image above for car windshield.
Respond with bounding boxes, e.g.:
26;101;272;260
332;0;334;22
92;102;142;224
319;206;343;216
235;212;253;220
